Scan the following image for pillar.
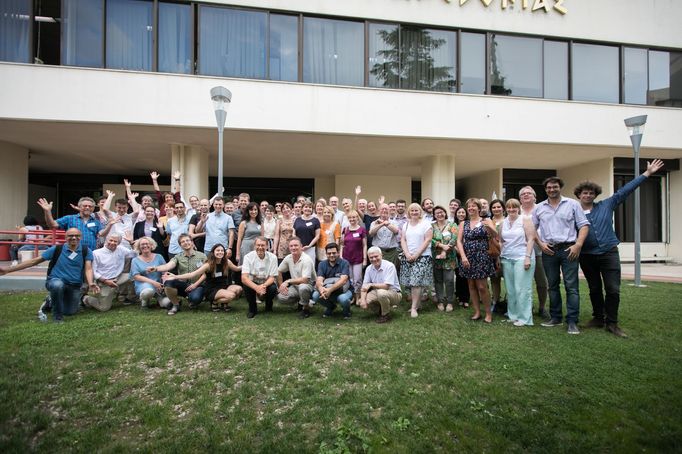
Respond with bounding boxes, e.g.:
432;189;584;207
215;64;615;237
421;155;456;206
171;144;209;200
0;141;29;230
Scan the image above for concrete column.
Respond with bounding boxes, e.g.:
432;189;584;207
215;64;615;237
171;144;209;200
0;141;29;230
421;155;456;206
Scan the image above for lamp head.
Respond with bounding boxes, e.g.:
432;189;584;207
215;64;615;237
210;86;231;130
624;114;647;137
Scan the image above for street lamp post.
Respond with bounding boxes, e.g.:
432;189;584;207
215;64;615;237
210;86;232;197
624;114;647;287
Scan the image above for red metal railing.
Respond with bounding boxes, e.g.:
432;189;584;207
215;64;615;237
0;229;66;257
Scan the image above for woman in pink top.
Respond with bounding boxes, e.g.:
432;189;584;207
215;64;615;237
339;210;367;303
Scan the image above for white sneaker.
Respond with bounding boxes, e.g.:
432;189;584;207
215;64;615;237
11;260;18;266
513;320;526;327
410;309;418;318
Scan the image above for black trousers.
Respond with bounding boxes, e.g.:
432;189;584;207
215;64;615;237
579;248;621;324
243;283;278;314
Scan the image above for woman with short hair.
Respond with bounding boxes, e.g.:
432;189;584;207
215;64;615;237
317;206;341;262
130;237;170;309
500;198;536;326
339;210;367;303
275;202;295;262
431;205;458;312
293;201;321;262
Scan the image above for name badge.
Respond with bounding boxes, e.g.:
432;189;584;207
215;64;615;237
150;227;157;232
214;272;222;278
68;251;78;260
87;222;95;228
306;222;313;227
352;233;360;238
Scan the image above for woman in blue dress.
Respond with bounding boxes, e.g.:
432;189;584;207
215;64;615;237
456;198;498;323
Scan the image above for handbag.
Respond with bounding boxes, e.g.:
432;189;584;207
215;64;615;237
487;224;501;258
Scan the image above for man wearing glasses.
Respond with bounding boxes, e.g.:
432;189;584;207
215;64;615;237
37;196;114;249
0;228;100;323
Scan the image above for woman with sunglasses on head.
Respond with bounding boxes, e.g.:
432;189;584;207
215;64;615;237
457;198;498;323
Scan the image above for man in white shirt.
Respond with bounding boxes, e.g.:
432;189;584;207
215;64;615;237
277;237;316;318
83;233;137;311
107;197;137;249
241;236;279;318
360;247;401;324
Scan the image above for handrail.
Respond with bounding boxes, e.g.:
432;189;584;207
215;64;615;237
0;229;66;255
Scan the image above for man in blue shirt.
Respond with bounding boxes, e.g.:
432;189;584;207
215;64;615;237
0;228;99;323
313;242;353;319
575;159;664;338
534;177;590;335
37;196;113;250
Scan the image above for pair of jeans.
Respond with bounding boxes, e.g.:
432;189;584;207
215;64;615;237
501;257;535;325
433;267;455;304
164;279;205;307
45;278;82;321
542;249;580;323
313;288;353;317
579;248;621;324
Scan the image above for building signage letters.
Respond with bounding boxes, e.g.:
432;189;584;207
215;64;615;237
436;0;568;15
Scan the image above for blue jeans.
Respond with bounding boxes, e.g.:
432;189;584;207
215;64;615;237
313;288;353;317
45;278;82;321
164;280;205;307
579;248;621;324
542;249;580;323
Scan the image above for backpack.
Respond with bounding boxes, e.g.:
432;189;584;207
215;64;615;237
47;244;89;280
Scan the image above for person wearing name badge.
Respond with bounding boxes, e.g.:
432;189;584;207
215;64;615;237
317;206;341;262
339;210;368;305
400;203;434;318
130;237;170;310
202;196;235;258
163;243;242;313
277;237;317;318
37;196;114;250
242;237;279;318
293;201;321;263
431;205;458;312
133;205;167;259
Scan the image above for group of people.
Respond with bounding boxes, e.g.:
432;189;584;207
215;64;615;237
0;160;664;334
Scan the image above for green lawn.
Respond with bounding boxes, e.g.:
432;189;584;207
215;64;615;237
1;281;681;453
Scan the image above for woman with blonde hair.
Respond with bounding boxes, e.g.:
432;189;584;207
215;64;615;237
340;210;367;303
130;236;170;309
400;203;434;318
317;206;341;261
500;198;537;326
293;201;321;262
314;198;327;219
274;202;294;262
457;198;498;323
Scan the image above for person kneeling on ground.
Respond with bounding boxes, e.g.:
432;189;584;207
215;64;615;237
360;246;402;324
163;244;241;313
149;233;207;315
130;237;170;309
241;237;279;318
277;237;316;319
83;233;137;312
0;227;99;323
313;242;353;319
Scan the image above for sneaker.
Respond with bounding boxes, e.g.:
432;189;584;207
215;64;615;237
445;304;454;312
410;309;418;318
11;260;18;266
376;314;391;324
605;323;628;338
40;296;52;313
567;322;580;335
167;305;179;316
513;320;526;327
247;312;256;319
541;318;562;327
437;303;445;311
37;310;48;323
585;318;605;329
299;309;311;319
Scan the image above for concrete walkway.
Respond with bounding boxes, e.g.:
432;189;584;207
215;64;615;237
1;260;680;292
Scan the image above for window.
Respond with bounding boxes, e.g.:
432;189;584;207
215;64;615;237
401;27;456;92
460;32;485;94
614;174;663;242
648;50;682;107
303;17;363;86
368;22;399;89
0;0;31;63
33;0;61;66
198;6;266;79
490;34;542;97
571;43;619;103
106;0;153;71
61;0;103;67
269;14;298;82
158;2;192;74
543;40;568;100
623;47;647;105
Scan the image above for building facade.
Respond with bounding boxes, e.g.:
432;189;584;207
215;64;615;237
1;0;681;261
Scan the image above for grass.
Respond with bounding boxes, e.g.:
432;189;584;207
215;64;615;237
0;280;681;453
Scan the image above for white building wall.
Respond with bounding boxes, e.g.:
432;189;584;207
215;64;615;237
0;142;28;231
2;64;681;151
